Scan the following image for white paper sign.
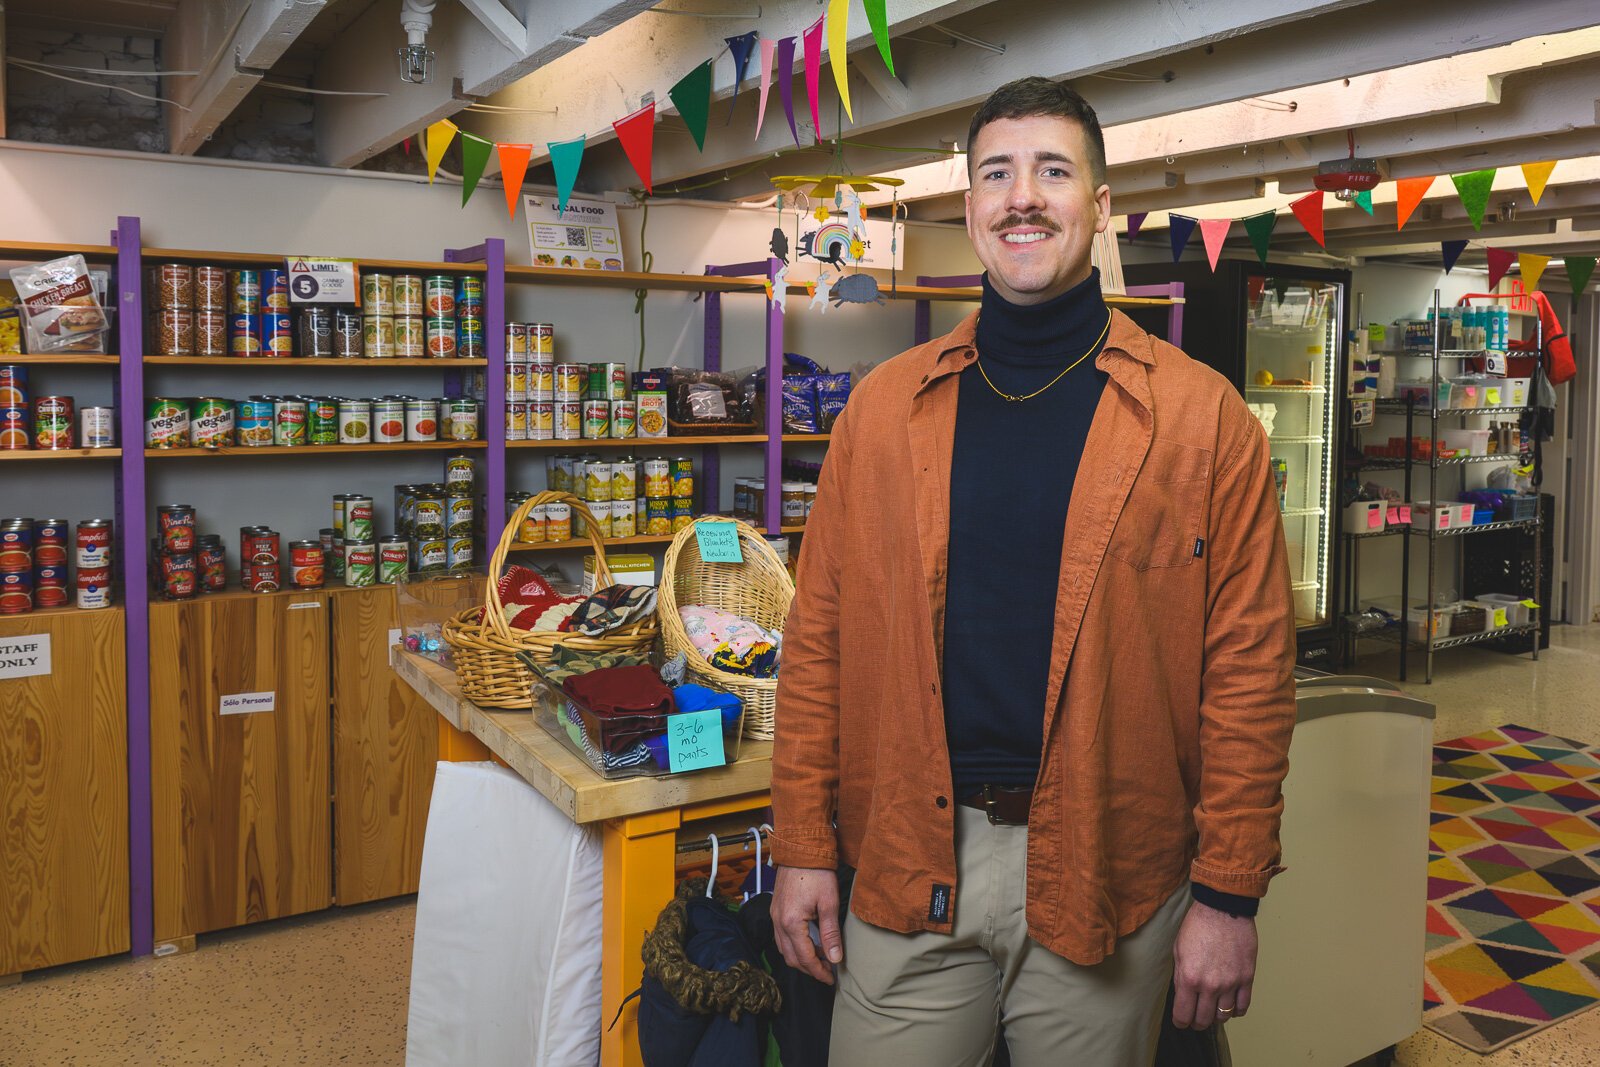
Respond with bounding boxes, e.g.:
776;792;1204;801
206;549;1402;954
286;257;359;305
525;194;624;270
220;691;276;715
0;634;51;680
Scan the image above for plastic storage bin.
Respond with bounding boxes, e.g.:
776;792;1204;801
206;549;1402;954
1474;593;1537;627
1344;500;1387;533
1411;502;1454;531
1441;429;1490;457
1505;378;1531;407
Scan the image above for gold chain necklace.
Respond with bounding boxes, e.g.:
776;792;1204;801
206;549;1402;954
975;312;1113;402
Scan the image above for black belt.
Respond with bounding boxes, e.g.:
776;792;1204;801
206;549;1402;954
959;785;1034;825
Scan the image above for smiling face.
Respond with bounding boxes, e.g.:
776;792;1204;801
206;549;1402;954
965;114;1111;305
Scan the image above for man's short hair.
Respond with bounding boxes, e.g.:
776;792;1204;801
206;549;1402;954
967;77;1107;188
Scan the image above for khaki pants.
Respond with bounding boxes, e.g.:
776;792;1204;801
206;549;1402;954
830;806;1191;1067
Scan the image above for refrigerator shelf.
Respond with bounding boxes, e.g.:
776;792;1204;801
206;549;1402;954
1246;385;1326;394
1281;507;1325;518
1374;401;1532;416
1270;435;1326;444
1409;517;1541;539
1360;452;1525;470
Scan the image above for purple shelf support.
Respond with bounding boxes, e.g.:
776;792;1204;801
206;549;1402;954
442;239;506;544
1124;281;1185;347
763;257;784;535
113;215;153;957
699;261;776;518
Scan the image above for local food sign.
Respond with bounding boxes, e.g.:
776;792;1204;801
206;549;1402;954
0;634;51;680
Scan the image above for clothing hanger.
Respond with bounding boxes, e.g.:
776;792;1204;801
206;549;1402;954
743;825;764;901
706;833;720;897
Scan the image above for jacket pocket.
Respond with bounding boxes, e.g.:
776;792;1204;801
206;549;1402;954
1107;441;1212;571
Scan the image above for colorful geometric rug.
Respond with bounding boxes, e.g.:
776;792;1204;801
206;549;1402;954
1424;724;1600;1052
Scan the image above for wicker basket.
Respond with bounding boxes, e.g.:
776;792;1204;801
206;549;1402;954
657;517;794;740
443;491;658;709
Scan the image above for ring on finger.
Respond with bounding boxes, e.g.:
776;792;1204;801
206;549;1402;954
1216;1007;1235;1015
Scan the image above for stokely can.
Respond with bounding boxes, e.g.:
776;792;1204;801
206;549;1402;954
190;397;234;448
333;309;363;358
361;274;395;316
229;270;261;314
504;402;527;442
236;398;274;446
273;398;308;446
338;399;372;444
405;399;438;442
228;313;262;356
1;570;33;614
445;399;479;441
345;495;374;543
196;309;228;356
394;316;424;358
611;497;638;538
156;308;195;356
446;494;473;538
76;519;113;568
424;317;457;359
145;398;189;448
34;564;67;608
446;536;474;573
261;269;291;312
308;396;339;445
34;519;67;567
80;406;115;448
344;541;376;588
290;540;324;589
610;399;636;439
160;551;197;601
156;263;194;309
195;265;227;311
554;363;584;402
157;504;196;553
506;363;529;402
592;363;627;401
672;457;695;499
243;563;280;594
198;535;226;591
373;399;406;443
76;567;112;609
423;276;455;317
298;306;335;358
529;401;554;440
393;275;424;316
643;459;671;499
581;400;609;440
445;454;475;491
34;396;74;450
378;537;408;584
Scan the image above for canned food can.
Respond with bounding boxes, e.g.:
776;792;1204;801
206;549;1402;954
198;535;226;591
378;538;408;584
0;407;29;450
243;562;280;594
506;363;529;402
273;398;308;446
260;312;294;356
76;567;112;609
261;269;290;312
456;333;484;360
554;363;584;402
581;400;609;440
583;499;610;540
544;501;572;542
672;457;695;499
412;494;446;541
361;273;394;316
337;399;372;444
456;275;484;303
306;396;338;445
445;454;475;490
334;495;351;538
405;398;439;442
457;312;485;339
0;364;28;408
290;540;325;589
506;322;529;363
671;497;694;533
553;401;582;440
1;570;33;614
236;398;274;446
528;362;554;401
327;538;346;582
392;487;413;539
157;308;195;356
593;363;627;401
530;323;554;360
447;536;474;572
424;317;457;359
518;502;546;544
80;407;115;448
156;504;196;553
228;313;262;356
446;494;474;538
610;497;638;538
145;398;190;448
242;527;279;568
0;521;32;572
610;460;637;500
373;400;406;443
345;496;374;543
160;552;198;600
505;402;527;441
644;459;671;499
610;399;636;439
394;316;424;358
34;564;67;608
363;315;396;358
191;396;235;447
229;270;261;314
393;275;424;316
406;537;440;574
584;461;613;501
33;520;67;567
34;396;74;450
525;402;551;440
156;263;194;309
196;310;228;356
548;455;572;494
320;527;335;557
195;265;227;311
446;399;479;441
645;498;673;536
76;519;113;568
298;306;335;358
333;309;363;358
422;275;453;316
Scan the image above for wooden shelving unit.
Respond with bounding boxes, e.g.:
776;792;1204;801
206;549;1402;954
505;264;764;293
0;239;118;260
0;447;123;461
509;434;766;449
781;434;831;443
145;441;487;458
509;534;677;552
0;353;121;365
143;355;488;367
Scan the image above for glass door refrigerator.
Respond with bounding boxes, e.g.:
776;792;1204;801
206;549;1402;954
1123;260;1350;667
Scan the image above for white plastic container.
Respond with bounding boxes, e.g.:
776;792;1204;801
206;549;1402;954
1344;500;1387;534
1441;429;1490;457
1505;378;1531;407
1411;501;1453;531
1474;593;1537;627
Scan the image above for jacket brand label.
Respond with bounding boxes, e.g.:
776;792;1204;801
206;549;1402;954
1193;537;1205;558
929;884;951;923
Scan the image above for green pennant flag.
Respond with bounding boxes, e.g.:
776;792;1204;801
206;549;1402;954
1242;210;1276;265
865;0;895;76
460;133;493;207
1567;255;1597;297
1450;168;1496;231
1353;189;1373;215
670;59;714;152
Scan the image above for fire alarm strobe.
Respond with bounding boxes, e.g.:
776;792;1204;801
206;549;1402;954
1314;131;1382;201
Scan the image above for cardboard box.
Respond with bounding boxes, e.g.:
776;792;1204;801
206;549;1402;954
636;391;668;437
582;552;656;594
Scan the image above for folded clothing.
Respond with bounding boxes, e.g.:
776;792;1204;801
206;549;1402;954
561;583;658;636
525;645;651;688
562;665;676;754
678;606;781;678
642;685;744;771
563;701;654;771
493;565;585;632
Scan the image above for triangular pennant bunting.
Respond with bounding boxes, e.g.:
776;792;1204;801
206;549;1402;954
1242;211;1276;265
1354;188;1374;215
425;119;457;184
1451;168;1497;231
1522;161;1556;206
725;31;759;123
547;134;586;215
1126;212;1148;241
776;36;800;146
755;37;776;139
460;133;492;207
497;142;532;218
1199;218;1232;271
1168;214;1198;262
1565;256;1597;297
612;102;656;194
1441;240;1468;274
802;16;825;143
865;0;894;76
1290;191;1325;248
402;137;412;156
826;0;852;121
669;60;714;151
1518;252;1550;294
1486;247;1516;289
1396;175;1435;231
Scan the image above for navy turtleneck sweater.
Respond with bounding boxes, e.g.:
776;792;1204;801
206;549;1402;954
943;268;1110;796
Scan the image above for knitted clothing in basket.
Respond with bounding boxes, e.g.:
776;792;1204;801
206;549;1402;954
679;606;781;678
562;665;675;754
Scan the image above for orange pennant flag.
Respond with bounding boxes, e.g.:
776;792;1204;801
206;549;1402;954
497;143;533;219
1521;161;1556;206
1290;190;1326;248
1395;175;1435;231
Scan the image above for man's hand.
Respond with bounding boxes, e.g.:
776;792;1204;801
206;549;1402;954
772;865;843;985
1171;901;1258;1030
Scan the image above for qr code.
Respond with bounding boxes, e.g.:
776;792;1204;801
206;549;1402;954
565;227;588;249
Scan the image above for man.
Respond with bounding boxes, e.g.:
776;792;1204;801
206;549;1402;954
768;76;1296;1066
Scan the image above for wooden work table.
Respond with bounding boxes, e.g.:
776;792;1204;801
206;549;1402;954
392;649;774;1067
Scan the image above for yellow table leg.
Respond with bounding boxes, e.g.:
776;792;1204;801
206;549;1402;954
436;715;493;763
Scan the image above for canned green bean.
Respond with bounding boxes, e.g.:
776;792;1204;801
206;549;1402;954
327;536;345;581
447;537;474;572
345;495;374;543
344;541;375;588
273;398;308;446
378;536;408;584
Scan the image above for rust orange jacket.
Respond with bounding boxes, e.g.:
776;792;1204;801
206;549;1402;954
769;309;1297;965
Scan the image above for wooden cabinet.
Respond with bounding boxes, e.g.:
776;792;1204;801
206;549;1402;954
149;590;331;942
330;587;437;905
0;607;129;976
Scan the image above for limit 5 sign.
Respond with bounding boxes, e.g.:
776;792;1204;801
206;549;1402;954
286;257;359;305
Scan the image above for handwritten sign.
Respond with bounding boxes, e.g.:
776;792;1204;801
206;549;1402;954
0;634;51;680
668;710;726;773
694;521;743;564
219;691;276;716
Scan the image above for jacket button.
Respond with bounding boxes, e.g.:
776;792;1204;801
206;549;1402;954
921;375;928;383
936;795;948;808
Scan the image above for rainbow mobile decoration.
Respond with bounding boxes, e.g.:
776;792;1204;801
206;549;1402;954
802;221;855;268
767;172;905;312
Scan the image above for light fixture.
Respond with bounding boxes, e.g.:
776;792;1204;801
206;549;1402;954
398;0;437;84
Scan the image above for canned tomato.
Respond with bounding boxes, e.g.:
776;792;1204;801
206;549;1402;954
79;406;115;448
34;396;74;449
361;273;394;316
446;537;474;572
1;570;33;614
581;400;609;440
198;535;226;591
195;309;227;356
76;519;113;568
611;498;638;538
506;323;528;363
424;276;455;317
298;307;335;358
506;363;529;402
190;397;234;447
394;275;424;316
243;563;280;594
373;399;405;443
0;521;32;572
346;495;374;543
308;396;338;445
157;308;195;356
229;313;262;356
338;399;372;444
424;317;457;359
196;265;227;310
273;398;308;446
405;399;438;442
156;263;194;309
610;400;636;439
230;270;261;314
526;401;552;440
0;365;28;407
362;315;395;358
446;399;479;441
672;457;695;499
156;504;196;553
530;323;554;360
554;363;584;401
671;497;694;533
544;501;572;542
160;552;197;601
394;316;424;358
290;540;324;588
413;539;445;574
35;565;67;608
446;494;473;538
0;408;29;450
261;269;290;312
334;309;363;357
645;498;672;536
505;402;527;441
76;566;112;609
34;519;67;567
528;362;554;401
518;502;546;544
644;459;671;498
378;537;408;584
235;398;273;447
344;541;376;587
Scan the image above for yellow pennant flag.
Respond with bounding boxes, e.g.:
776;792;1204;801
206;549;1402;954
425;119;458;184
827;0;852;121
1518;252;1550;293
1521;161;1556;205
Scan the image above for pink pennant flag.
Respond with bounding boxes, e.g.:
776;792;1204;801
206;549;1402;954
802;15;824;143
1486;247;1516;289
1198;218;1232;272
755;37;776;139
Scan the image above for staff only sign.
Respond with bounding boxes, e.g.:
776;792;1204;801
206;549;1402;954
0;633;51;680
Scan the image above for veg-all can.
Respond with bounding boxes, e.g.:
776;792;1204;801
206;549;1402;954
229;270;261;314
261;269;291;312
236;398;274;446
81;406;115;448
1;570;33;614
394;316;424;358
273;398;308;446
76;567;111;609
424;317;457;359
446;399;479;441
191;397;234;447
445;454;475;491
378;537;408;584
34;520;67;567
373;399;405;443
290;540;324;588
34;396;73;449
338;399;372;444
505;402;527;441
446;537;474;573
308;397;338;445
424;276;455;317
77;519;113;568
405;399;438;442
345;495;374;543
394;275;424;316
160;552;197;600
145;398;189;448
198;535;225;591
344;541;376;587
229;313;262;356
157;504;196;553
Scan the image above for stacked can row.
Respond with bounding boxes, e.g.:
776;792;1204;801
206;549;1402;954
733;478;819;527
0;518;113;613
143;396;482;448
510;454;695;542
1;368;116;450
358;273;483;360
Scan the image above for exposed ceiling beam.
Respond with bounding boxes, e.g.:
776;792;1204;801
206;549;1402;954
459;0;527;53
1328;217;1600;259
163;0;324;154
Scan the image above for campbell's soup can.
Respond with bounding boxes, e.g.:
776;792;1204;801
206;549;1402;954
424;318;457;359
378;537;408;584
373;400;406;443
405;399;439;442
529;401;554;440
308;396;339;445
198;535;226;591
236;398;274;447
361;273;394;316
243;563;280;594
229;270;261;314
34;396;74;450
1;570;34;614
344;541;376;587
195;265;227;311
394;316;425;358
446;400;479;441
228;313;262;356
191;397;234;447
273;398;308;446
34;519;68;567
77;520;113;568
363;315;396;358
160;551;197;601
35;565;68;608
424;276;455;317
290;540;324;589
157;504;196;553
156;308;195;356
505;402;527;442
0;521;33;572
81;406;115;448
196;309;228;356
393;275;424;316
261;269;291;312
76;566;112;609
145;398;189;448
